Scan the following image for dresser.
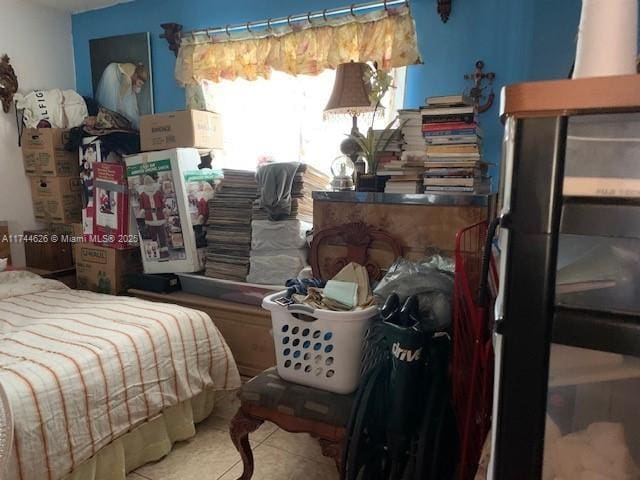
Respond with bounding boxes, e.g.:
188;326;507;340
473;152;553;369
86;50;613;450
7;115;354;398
312;191;496;261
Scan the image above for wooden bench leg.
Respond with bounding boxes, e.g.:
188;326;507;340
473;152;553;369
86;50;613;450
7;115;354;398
229;407;264;480
318;438;343;474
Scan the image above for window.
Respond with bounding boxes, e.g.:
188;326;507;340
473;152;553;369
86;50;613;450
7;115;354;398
208;67;406;175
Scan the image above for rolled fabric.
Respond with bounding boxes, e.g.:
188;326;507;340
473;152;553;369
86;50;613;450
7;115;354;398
573;0;638;78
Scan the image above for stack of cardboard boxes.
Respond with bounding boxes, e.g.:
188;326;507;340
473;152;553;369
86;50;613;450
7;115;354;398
73;133;142;294
20;108;222;294
127;109;223;275
21;128;81;283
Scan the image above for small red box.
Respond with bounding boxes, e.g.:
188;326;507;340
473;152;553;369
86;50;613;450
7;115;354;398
93;163;134;249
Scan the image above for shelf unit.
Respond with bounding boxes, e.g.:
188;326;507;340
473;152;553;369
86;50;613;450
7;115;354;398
491;75;640;479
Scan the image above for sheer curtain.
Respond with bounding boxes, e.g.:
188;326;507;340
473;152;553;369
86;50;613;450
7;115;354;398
208;67;405;174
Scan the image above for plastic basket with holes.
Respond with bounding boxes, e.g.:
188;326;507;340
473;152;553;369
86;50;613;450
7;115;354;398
263;291;378;394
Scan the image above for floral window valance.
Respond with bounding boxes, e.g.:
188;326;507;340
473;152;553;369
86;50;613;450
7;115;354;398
175;6;422;85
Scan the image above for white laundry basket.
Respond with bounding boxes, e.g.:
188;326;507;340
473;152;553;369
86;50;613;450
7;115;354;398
263;291;378;394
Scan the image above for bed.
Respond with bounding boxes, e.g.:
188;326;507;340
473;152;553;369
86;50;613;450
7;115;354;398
0;270;241;480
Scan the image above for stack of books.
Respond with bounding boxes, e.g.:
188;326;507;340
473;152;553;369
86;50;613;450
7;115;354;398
398;109;425;157
252;164;329;224
379;158;425;193
421;95;490;193
205;169;257;281
373;128;404;171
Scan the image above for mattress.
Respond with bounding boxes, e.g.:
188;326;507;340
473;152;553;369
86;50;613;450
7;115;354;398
0;271;241;480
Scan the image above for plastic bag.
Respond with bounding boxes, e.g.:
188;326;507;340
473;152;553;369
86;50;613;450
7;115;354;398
374;256;455;331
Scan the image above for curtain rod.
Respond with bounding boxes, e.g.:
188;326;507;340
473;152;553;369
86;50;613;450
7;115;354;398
183;0;409;38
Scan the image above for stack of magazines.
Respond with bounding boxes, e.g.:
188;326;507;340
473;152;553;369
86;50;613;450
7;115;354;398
205;169;257;281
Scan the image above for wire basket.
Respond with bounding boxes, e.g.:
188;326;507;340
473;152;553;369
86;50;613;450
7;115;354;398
452;221;498;480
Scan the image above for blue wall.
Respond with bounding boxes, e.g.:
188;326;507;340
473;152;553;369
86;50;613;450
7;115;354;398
72;0;583;184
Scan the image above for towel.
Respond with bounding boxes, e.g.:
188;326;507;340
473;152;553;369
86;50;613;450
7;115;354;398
255;162;301;221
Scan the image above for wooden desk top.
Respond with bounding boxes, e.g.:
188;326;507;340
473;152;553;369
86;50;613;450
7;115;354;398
502;74;640;119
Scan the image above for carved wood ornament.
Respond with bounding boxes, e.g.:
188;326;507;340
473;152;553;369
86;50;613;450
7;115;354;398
437;0;452;23
0;55;18;113
310;222;402;281
160;23;183;57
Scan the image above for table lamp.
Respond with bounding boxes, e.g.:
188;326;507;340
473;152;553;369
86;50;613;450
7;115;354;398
324;61;377;174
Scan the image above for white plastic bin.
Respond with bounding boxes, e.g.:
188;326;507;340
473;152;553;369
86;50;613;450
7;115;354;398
262;291;378;394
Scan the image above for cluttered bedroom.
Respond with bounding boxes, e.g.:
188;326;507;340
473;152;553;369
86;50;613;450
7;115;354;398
1;0;640;479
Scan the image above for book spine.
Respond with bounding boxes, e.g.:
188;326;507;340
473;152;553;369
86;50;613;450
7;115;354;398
423;129;478;137
425;185;474;192
426;136;480;145
422;113;475;124
422;122;478;131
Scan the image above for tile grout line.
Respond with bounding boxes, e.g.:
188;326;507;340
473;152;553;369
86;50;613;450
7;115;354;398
130;471;154;480
215;460;242;480
251;440;336;468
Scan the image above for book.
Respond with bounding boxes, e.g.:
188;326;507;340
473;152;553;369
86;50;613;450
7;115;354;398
425;136;481;145
423;128;481;138
424;176;488;187
378;168;425;176
422;113;475;124
426;94;473;106
421;105;475;116
385;181;423;194
387;174;422;182
424;167;486;177
426;144;480;154
424;161;488;168
426;157;482;164
422;121;479;131
425;184;491;193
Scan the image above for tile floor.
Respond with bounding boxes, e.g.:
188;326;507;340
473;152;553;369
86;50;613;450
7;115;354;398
126;390;340;480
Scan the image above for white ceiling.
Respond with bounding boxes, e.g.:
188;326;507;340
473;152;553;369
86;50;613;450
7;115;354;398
29;0;133;14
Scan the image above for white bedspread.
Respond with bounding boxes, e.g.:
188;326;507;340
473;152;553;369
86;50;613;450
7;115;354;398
0;271;240;480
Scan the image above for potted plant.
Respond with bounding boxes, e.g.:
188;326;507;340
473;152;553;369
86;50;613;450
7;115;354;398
347;68;405;192
350;118;405;191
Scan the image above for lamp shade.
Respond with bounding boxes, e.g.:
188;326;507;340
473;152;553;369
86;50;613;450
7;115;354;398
324;62;376;117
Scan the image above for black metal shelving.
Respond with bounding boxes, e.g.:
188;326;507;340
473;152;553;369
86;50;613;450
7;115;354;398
553;306;640;357
492;113;640;479
561;199;640;239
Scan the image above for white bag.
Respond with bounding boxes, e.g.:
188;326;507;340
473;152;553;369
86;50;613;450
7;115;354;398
62;90;89;128
251;220;312;252
15;89;87;128
246;248;308;285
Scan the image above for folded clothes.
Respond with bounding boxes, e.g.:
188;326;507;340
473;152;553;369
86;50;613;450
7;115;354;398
290;262;374;311
323;280;358;309
285;278;326;297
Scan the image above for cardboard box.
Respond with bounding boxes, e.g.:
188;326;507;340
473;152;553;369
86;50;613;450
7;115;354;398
74;243;142;295
94;163;134;249
21;128;79;177
185;80;216;113
139;110;223;152
30;176;82;224
126;148;208;274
